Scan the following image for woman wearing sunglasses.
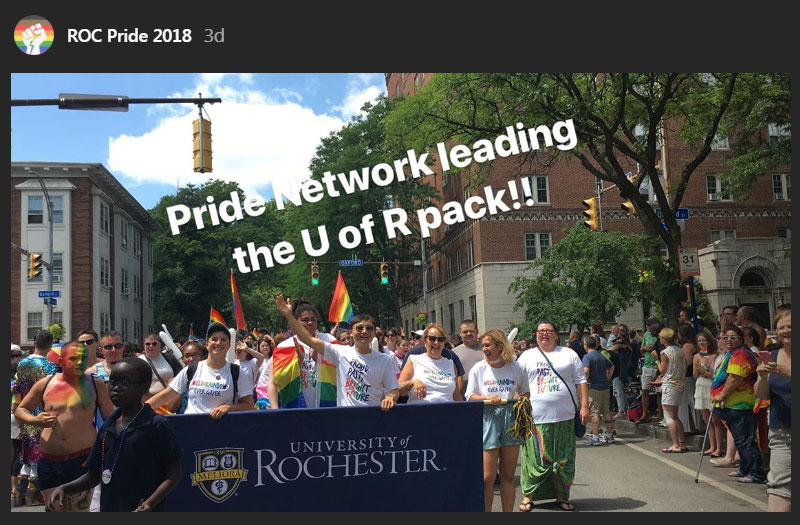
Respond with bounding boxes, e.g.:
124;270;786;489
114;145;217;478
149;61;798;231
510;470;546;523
398;323;464;403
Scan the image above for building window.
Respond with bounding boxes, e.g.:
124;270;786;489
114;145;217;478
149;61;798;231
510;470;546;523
147;240;153;266
449;304;455;334
133;229;141;256
430;309;436;324
711;230;736;243
120;221;128;249
427;267;435;290
525;232;551;260
27;312;43;341
773;174;791;201
634;123;663;149
121;268;129;295
52;252;63;283
769;123;791;145
711;133;729;150
148;282;152;306
459;300;465;323
28;195;43;224
133;320;140;344
446;255;452;280
740;271;768;288
100;257;110;287
133;274;140;300
456;249;462;273
49;196;64;224
521;175;549;204
100;312;110;334
100;203;110;234
777;228;791;239
121;318;128;342
706;174;732;201
467;240;474;268
52;311;64;336
469;295;477;322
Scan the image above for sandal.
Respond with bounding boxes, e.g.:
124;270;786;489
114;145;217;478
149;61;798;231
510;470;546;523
728;471;744;478
556;500;575;511
662;446;684;453
519;500;535;512
737;476;765;484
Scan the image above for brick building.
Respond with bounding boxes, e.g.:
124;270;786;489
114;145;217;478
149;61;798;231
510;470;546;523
11;162;158;348
386;73;791;336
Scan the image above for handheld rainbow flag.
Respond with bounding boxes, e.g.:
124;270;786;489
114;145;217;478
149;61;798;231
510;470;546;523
272;342;337;408
188;323;195;339
251;327;260;339
230;269;247;331
328;270;354;323
209;307;227;326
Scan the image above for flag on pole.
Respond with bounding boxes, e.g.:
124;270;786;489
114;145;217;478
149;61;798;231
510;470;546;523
210;307;227;326
189;323;195;339
328;270;354;323
230;269;247;331
251;327;260;339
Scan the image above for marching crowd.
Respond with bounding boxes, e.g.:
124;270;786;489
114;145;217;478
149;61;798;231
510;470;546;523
10;298;791;512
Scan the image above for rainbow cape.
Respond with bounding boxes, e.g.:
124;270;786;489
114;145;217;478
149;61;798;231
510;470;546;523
230;269;247;331
210;307;226;325
272;338;337;408
328;270;354;323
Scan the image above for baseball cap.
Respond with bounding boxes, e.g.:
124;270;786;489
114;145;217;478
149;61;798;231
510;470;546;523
646;317;660;326
206;322;230;341
412;330;424;338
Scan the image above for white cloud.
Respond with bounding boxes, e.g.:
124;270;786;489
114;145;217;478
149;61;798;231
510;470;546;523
108;75;344;197
332;73;387;120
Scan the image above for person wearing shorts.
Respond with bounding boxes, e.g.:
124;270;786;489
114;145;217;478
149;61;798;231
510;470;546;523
37;450;92;491
582;335;614;445
465;329;529;512
637;318;662;423
656;328;687;453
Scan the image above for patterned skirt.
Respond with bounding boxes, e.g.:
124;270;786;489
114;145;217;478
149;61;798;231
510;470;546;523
520;418;576;501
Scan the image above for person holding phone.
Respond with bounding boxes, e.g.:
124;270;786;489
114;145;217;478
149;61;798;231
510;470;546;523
754;309;791;511
693;329;722;457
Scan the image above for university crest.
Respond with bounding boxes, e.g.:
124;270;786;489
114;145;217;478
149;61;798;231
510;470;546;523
190;448;248;503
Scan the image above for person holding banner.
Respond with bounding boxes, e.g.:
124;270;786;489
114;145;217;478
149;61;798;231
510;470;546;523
465;329;529;512
398;323;464;404
516;320;588;512
145;323;254;418
276;295;399;410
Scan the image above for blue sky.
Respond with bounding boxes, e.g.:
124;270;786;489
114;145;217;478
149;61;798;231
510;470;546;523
11;73;387;209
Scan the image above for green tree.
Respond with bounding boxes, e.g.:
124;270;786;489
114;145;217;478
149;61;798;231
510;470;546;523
278;95;437;328
387;73;790;327
508;224;652;335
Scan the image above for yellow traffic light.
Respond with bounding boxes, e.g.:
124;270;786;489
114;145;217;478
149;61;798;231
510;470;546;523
380;263;389;285
620;194;636;216
193;118;212;173
28;252;43;280
582;197;600;231
311;264;320;286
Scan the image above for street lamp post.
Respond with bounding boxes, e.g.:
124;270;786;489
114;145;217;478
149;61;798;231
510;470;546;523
27;170;54;327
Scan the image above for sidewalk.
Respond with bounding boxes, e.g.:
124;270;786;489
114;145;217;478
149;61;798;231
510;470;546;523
614;418;710;450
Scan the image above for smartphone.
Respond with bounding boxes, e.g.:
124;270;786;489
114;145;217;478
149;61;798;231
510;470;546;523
758;350;773;363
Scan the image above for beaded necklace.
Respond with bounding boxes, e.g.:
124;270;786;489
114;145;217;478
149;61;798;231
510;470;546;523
100;404;146;485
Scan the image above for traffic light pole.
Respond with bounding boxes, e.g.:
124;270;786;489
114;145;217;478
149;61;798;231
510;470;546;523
28;170;53;326
596;177;603;231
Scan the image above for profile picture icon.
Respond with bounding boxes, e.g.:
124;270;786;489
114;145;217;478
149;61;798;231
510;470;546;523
15;15;54;55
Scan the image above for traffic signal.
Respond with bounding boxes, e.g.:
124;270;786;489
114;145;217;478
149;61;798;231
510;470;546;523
193;118;212;173
28;253;43;280
620;192;636;216
310;264;320;286
380;263;389;285
582;197;600;231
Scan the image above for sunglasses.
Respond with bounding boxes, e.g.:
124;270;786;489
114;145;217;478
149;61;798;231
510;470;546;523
426;335;447;343
102;343;125;350
144;342;160;346
722;336;741;341
353;325;375;332
79;338;96;346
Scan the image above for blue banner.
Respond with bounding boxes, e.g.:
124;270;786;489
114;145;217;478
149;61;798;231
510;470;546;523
163;402;484;511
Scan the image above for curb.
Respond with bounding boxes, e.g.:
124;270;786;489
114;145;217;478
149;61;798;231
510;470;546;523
615;419;710;449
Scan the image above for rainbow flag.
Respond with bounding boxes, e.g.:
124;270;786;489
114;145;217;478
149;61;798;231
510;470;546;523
210;307;226;326
189;323;195;338
230;269;247;331
328;271;354;323
272;342;337;408
251;327;260;339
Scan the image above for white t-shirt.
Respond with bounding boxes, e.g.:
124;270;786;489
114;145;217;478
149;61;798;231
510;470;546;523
465;360;529;401
237;358;260;396
407;353;458;404
323;343;399;407
516;346;587;424
276;332;337;409
256;357;273;393
139;353;174;397
169;361;254;415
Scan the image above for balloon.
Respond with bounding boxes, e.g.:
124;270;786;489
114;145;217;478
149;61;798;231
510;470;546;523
507;327;519;344
226;328;237;364
158;330;183;364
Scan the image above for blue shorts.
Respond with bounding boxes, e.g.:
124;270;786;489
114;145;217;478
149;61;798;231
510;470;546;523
36;450;90;490
482;404;523;450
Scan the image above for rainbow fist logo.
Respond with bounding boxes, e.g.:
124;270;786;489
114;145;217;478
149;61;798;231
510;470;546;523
15;15;54;55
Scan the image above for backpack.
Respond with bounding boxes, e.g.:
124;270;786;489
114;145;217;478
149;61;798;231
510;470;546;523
185;361;240;403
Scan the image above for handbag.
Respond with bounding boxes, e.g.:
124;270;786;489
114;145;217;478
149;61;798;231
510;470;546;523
537;348;586;438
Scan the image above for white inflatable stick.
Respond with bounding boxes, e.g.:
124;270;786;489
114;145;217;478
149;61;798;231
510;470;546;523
506;327;519;344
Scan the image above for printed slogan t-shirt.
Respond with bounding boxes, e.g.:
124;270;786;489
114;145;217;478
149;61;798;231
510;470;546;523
407;353;459;404
324;343;399;407
516;346;587;424
465;360;529;401
169;361;253;414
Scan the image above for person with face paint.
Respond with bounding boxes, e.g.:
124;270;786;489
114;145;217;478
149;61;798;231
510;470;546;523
14;341;114;511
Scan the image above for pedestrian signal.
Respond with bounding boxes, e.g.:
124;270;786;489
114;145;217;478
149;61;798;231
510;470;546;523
380;263;389;285
28;252;43;280
193;118;212;173
311;264;320;286
582;197;600;231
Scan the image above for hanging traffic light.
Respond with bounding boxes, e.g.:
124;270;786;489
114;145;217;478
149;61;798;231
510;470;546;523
620;172;636;216
582;197;600;231
28;252;43;280
310;264;320;286
380;263;389;285
193;117;212;173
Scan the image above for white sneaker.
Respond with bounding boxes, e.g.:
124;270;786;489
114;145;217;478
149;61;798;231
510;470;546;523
606;435;616;444
658;419;668;428
584;436;600;446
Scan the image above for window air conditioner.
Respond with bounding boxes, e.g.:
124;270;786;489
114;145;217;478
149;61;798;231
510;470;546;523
123;287;131;295
708;193;720;201
52;275;62;283
775;192;784;201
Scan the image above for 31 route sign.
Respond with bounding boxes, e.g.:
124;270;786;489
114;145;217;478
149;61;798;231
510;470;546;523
679;247;700;277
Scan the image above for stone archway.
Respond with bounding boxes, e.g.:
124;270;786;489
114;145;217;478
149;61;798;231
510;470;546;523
731;256;784;290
